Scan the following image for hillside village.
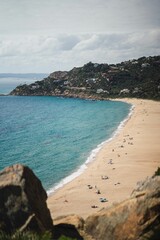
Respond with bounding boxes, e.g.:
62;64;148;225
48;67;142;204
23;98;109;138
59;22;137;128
10;55;160;100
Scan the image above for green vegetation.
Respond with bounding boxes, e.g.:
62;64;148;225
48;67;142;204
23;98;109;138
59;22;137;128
0;231;52;240
10;55;160;100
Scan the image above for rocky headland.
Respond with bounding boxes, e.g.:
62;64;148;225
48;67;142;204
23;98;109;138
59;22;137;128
0;164;160;240
10;55;160;100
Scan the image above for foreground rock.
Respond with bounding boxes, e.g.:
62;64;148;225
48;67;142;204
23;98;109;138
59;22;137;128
0;164;53;234
0;164;159;239
85;176;160;240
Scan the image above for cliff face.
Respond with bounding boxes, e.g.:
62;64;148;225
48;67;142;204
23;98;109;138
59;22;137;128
10;55;160;100
0;164;160;240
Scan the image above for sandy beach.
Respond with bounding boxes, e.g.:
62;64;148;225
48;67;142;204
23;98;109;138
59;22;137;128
47;98;160;221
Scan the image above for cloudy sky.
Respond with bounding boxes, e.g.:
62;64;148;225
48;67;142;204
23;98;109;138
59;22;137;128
0;0;160;73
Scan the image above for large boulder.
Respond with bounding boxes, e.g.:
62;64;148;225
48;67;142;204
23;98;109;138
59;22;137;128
1;164;160;240
85;176;160;240
0;164;53;234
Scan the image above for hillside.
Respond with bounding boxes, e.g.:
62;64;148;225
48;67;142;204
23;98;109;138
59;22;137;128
10;55;160;100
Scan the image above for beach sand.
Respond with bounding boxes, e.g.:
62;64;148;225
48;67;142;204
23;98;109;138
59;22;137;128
47;98;160;220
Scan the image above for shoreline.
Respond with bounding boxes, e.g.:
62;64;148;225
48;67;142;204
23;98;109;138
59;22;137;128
47;98;160;221
47;100;133;195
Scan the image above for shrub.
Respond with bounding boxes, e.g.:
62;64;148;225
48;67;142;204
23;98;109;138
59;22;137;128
0;231;52;240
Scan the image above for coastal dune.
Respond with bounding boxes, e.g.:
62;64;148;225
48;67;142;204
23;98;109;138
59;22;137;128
47;98;160;220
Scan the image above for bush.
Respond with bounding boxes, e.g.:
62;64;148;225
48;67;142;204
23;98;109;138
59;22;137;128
0;231;52;240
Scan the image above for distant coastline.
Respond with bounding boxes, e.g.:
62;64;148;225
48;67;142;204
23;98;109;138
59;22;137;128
0;73;48;95
0;73;48;78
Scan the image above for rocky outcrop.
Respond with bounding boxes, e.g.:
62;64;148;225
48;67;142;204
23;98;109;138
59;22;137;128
49;71;68;80
0;164;159;239
0;164;53;234
85;176;160;240
54;214;85;230
53;215;90;240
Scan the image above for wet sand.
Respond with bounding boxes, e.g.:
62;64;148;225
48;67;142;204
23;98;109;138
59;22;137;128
47;98;160;220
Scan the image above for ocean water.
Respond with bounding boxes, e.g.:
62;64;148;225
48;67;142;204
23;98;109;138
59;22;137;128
0;96;132;194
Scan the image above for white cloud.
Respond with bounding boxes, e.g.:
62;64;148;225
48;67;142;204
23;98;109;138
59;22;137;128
0;30;159;73
0;0;159;72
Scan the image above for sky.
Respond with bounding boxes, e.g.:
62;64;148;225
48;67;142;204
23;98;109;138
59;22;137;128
0;0;160;73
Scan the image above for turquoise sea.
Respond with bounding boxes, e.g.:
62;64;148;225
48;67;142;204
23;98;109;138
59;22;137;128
0;95;132;194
